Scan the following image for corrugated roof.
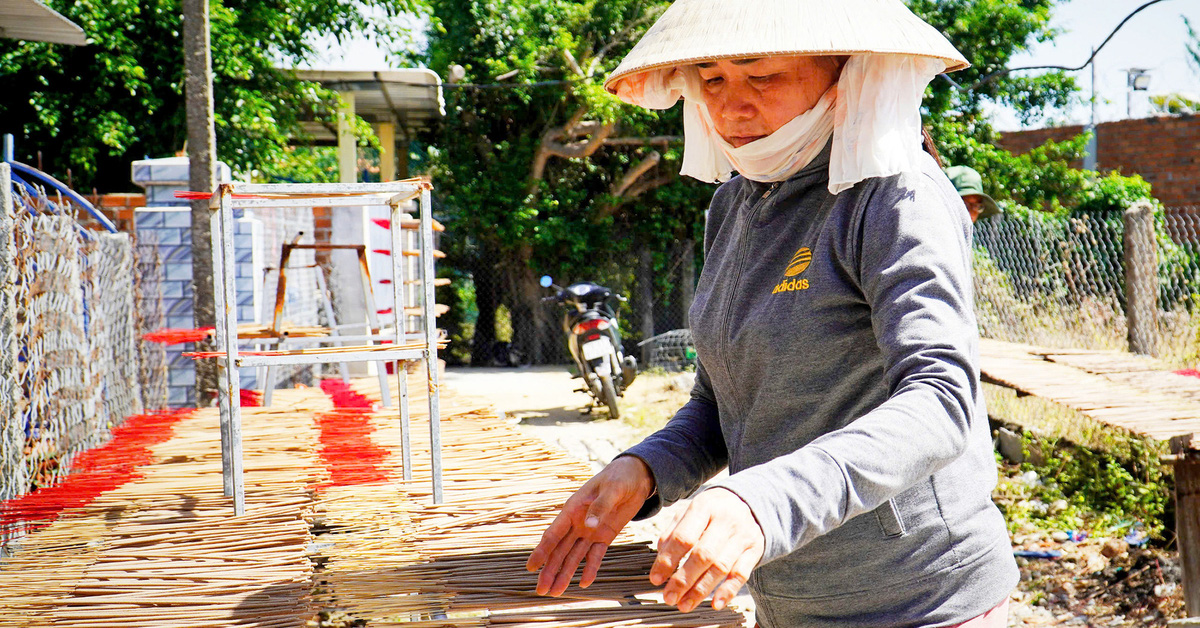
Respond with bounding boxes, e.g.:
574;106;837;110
291;69;445;142
0;0;87;46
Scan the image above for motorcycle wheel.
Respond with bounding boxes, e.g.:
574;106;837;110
599;374;620;420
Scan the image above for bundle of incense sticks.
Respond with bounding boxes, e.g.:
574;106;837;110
371;217;447;232
142;327;215;345
235;324;332;339
173;177;433;201
371;603;747;628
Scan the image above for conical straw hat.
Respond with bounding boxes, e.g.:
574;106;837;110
605;0;968;107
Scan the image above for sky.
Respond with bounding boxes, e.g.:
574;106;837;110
302;0;1200;132
992;0;1200;130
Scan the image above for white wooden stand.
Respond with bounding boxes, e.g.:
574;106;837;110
206;181;443;514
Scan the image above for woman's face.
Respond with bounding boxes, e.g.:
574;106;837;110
695;55;843;147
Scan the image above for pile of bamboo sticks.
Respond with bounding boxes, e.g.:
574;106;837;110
312;378;746;628
0;376;746;628
0;393;330;627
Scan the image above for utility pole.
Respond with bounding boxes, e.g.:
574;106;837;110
1083;47;1098;171
183;0;218;406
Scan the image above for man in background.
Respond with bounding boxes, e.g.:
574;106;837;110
946;165;1001;223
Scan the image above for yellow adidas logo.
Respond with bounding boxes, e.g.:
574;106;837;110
785;247;812;277
772;247;812;294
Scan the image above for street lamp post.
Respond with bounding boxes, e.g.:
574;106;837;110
1084;48;1097;171
1126;68;1151;118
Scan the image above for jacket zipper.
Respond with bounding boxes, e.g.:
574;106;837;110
717;181;781;412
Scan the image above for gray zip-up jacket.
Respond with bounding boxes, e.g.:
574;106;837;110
624;146;1018;627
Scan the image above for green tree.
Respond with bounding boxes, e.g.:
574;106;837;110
909;0;1086;203
912;0;1078;133
0;0;420;189
424;0;1090;364
424;0;711;364
913;1;1169;219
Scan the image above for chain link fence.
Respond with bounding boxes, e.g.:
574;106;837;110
448;201;1198;373
1;164;163;510
974;203;1200;369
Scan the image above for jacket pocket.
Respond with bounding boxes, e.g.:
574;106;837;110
874;498;905;537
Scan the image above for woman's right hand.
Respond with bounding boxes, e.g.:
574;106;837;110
525;455;655;596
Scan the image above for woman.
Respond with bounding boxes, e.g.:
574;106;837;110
526;1;1018;626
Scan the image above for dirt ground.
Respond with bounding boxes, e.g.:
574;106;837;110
442;366;1191;628
441;365;702;540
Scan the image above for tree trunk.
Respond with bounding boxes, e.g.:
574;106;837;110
470;255;499;366
637;247;654;364
509;245;555;364
679;238;695;328
183;0;218;406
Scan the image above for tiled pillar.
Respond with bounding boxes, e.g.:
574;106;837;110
131;157;260;407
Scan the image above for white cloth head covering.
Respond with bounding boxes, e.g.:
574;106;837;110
603;0;967;193
671;65;836;185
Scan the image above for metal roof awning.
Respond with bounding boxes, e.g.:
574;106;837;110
0;0;87;46
290;68;445;144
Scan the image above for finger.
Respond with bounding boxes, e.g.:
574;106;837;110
579;541;609;588
527;510;575;572
661;530;729;605
710;549;758;611
536;529;585;595
651;505;711;585
675;564;728;613
548;536;592;597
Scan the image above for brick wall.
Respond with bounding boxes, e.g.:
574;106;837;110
313;205;333;272
996;114;1200;208
76;193;145;233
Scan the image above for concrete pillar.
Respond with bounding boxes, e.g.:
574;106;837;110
1124;200;1158;355
337;91;357;184
377;122;396;182
397;131;410;179
333;91;368;373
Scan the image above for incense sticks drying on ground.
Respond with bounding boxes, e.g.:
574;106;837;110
0;377;747;628
0;395;330;627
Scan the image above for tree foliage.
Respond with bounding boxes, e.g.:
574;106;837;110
910;0;1088;203
0;0;420;189
913;0;1078;133
423;0;712;363
915;1;1161;219
424;0;1099;363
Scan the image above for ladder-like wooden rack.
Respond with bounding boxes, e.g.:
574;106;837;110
204;180;444;514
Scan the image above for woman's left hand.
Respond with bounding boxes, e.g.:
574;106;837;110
652;487;764;612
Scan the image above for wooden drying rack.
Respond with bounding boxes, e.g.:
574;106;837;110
201;179;445;514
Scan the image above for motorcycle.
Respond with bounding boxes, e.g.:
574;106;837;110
540;275;638;418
